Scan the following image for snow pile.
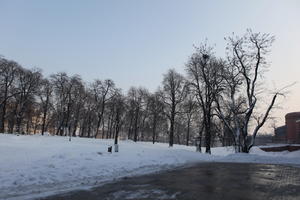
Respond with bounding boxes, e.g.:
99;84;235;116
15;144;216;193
0;134;299;200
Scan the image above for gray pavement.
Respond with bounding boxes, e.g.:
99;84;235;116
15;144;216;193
41;162;300;200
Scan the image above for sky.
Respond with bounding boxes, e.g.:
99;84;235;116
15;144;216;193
0;0;299;131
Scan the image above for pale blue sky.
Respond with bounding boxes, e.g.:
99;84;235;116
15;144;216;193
0;0;299;129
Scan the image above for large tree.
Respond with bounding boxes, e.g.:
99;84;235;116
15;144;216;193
186;45;224;154
14;68;42;134
162;69;187;147
38;79;53;135
220;30;280;152
0;58;20;133
51;72;74;136
182;91;197;146
92;79;116;138
148;91;165;144
112;90;125;151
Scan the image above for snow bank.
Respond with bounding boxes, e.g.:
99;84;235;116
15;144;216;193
0;134;299;200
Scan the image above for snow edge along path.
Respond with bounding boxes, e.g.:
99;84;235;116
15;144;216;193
0;134;212;200
1;163;194;200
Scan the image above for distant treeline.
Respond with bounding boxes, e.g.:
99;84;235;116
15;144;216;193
0;30;279;153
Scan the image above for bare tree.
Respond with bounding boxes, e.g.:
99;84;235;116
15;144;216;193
215;59;246;152
92;79;116;138
186;45;224;153
113;90;125;152
14;68;42;134
51;73;73;136
0;58;19;133
148;91;165;144
162;69;187;147
223;30;281;152
138;89;150;141
69;76;86;139
126;87;147;142
80;91;96;138
38;79;53;135
182;91;197;146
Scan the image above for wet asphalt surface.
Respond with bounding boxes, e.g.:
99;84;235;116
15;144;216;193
41;162;300;200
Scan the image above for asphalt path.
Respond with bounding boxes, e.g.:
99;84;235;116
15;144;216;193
41;162;300;200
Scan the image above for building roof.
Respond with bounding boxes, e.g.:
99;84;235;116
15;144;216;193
285;112;300;119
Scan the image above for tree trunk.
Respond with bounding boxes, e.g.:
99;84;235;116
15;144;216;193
198;124;203;153
186;116;191;146
95;114;102;138
133;108;139;142
127;114;133;140
152;115;157;144
72;119;78;137
87;114;92;138
169;103;175;147
109;114;115;139
140;115;147;141
106;114;112;139
101;117;105;139
41;109;47;136
0;86;8;133
114;111;120;145
95;102;105;138
33;116;39;134
205;114;211;154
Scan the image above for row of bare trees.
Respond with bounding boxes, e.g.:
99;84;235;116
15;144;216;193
0;30;281;153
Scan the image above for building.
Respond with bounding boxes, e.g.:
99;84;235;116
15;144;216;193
286;112;300;143
274;112;300;143
274;125;287;142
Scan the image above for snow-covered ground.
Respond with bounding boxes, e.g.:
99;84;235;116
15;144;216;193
0;134;300;200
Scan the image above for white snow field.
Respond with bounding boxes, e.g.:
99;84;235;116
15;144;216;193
0;134;300;200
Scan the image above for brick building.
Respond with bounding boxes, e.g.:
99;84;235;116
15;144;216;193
274;112;300;143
